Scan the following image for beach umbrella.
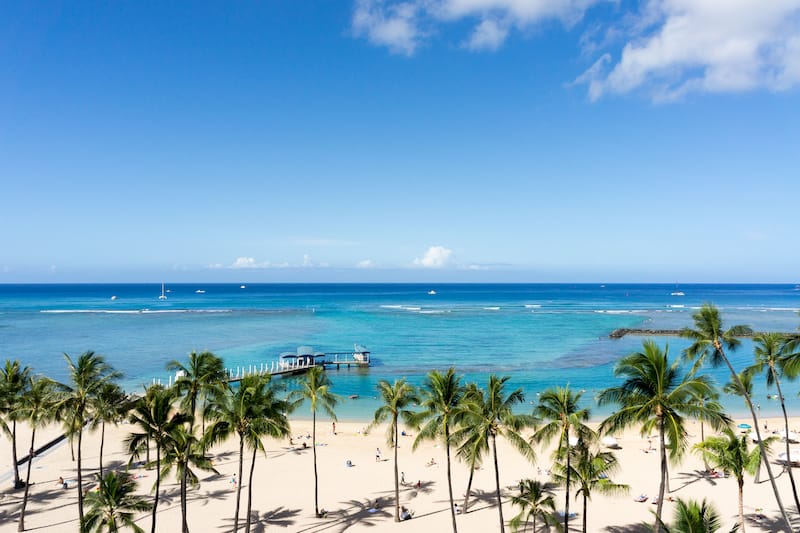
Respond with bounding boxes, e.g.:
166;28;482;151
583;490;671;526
777;429;799;443
601;436;620;449
778;449;800;466
737;423;752;430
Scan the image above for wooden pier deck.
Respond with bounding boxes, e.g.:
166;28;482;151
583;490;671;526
151;349;370;388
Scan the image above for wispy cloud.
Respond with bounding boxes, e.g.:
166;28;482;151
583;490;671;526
413;245;454;268
464;18;509;51
576;0;800;101
352;0;599;55
356;259;377;268
292;238;360;247
352;0;423;55
208;257;288;269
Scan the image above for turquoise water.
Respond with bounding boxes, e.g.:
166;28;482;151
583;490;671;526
1;283;799;420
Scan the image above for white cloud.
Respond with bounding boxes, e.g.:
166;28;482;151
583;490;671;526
356;259;377;268
209;257;274;269
465;18;509;51
413;245;454;268
352;0;599;54
578;0;800;101
461;263;490;270
352;0;422;55
232;257;263;269
293;238;359;247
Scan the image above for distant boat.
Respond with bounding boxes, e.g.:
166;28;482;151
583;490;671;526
240;285;246;289
110;295;117;301
195;290;206;294
158;283;167;300
670;291;685;296
428;290;437;295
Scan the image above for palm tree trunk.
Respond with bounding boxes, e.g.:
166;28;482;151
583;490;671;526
463;465;475;512
774;372;800;513
582;491;588;533
151;446;160;533
181;456;189;533
12;420;21;489
655;415;666;533
700;417;708;472
183;395;196;533
393;416;400;522
99;421;105;478
234;436;244;532
313;409;319;517
492;434;505;532
564;433;570;533
146;435;151;467
18;428;35;531
445;424;458;533
77;426;84;529
719;346;790;530
738;479;746;533
246;446;257;533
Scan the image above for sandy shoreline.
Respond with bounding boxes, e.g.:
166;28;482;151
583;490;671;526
2;417;799;532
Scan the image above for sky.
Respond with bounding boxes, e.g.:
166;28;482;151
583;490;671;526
1;0;799;283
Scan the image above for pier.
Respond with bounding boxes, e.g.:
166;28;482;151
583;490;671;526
150;345;370;388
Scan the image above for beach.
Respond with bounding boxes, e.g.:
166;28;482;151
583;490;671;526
2;416;798;532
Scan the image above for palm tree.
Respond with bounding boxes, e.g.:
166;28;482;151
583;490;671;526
694;428;775;533
205;374;292;532
159;424;218;533
369;379;418;523
83;471;153;533
508;479;558;533
687;389;722;472
598;340;729;531
748;332;800;513
166;350;225;532
681;304;790;530
54;351;121;528
531;384;593;533
288;366;338;518
552;443;628;533
453;375;536;532
126;385;188;533
93;383;129;478
455;382;488;513
412;368;467;533
656;498;727;533
17;376;57;532
1;360;31;489
242;376;293;533
167;350;226;437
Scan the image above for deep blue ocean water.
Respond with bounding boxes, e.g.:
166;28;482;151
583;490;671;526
1;283;799;420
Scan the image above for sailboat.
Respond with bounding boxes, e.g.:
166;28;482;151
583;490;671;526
158;282;167;300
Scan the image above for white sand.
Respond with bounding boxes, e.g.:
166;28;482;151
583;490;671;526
1;417;798;532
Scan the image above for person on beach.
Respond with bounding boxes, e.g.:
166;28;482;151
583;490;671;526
400;471;406;485
230;473;237;487
376;448;381;461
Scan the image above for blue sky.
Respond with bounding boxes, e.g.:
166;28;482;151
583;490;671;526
1;0;799;283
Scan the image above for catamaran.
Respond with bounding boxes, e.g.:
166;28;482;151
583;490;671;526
158;283;167;300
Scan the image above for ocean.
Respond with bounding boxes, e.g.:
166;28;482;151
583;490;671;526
1;283;799;420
